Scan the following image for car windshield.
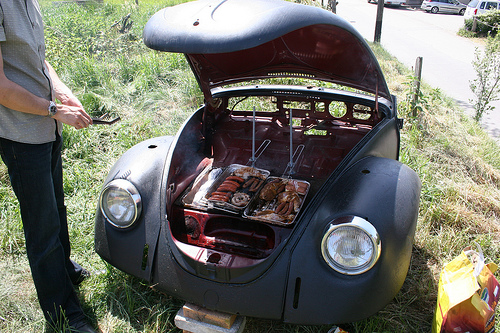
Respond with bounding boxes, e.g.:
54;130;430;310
222;78;365;97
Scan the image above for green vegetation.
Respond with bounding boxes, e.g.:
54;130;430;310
462;10;500;37
461;11;500;124
0;1;498;332
470;33;500;121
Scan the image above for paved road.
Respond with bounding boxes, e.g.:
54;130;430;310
335;1;500;139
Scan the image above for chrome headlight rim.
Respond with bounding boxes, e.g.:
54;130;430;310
321;216;381;275
99;179;142;229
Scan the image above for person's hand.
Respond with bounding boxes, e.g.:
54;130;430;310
52;103;93;129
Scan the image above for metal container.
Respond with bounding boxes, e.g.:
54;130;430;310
244;177;310;226
204;164;270;214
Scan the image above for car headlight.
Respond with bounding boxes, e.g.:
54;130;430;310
321;216;381;275
100;179;142;228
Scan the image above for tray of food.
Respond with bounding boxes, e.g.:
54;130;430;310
244;177;309;226
205;165;269;213
181;165;222;210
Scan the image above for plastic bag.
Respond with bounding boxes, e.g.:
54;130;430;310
432;244;499;333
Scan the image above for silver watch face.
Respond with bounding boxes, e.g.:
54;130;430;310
48;101;57;116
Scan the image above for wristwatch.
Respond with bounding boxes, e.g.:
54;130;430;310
47;101;57;117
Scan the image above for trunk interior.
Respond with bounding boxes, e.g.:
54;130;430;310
167;93;383;269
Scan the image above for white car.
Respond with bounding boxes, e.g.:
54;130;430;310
464;0;500;18
368;0;406;6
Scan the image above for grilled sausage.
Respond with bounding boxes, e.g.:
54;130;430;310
243;178;255;188
227;176;244;183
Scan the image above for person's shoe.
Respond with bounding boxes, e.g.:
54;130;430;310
67;320;97;333
72;268;91;286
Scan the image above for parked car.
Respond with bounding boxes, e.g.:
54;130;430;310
94;0;421;326
464;0;500;18
368;0;406;6
421;0;467;14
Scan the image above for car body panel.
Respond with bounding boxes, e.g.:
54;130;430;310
385;0;406;5
368;0;406;6
95;136;175;281
143;0;391;101
95;0;421;326
151;155;421;324
284;156;421;324
421;0;467;14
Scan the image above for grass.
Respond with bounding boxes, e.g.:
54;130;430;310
0;0;499;332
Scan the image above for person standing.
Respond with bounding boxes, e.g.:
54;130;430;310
0;1;96;332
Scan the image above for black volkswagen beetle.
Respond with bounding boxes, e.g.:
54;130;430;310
95;0;421;325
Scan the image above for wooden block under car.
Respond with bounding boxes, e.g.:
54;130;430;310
183;303;237;329
175;305;246;333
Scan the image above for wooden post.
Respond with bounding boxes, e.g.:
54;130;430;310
374;0;384;43
329;0;337;13
412;56;423;118
472;16;477;32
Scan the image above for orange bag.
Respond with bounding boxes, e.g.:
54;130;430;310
432;245;499;333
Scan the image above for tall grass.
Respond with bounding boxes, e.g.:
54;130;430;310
0;1;498;332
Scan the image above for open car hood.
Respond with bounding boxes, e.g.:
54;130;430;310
143;0;391;102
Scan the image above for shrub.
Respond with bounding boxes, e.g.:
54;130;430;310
464;9;500;36
470;33;500;120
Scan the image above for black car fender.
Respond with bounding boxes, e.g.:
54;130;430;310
94;135;174;281
283;155;421;324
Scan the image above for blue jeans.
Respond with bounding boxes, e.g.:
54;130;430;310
0;134;85;327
